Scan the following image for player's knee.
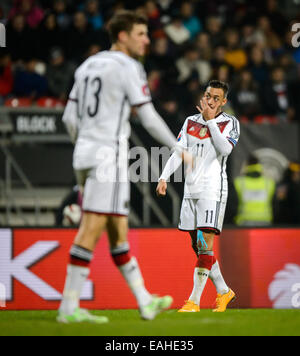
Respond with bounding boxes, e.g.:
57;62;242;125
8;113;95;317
110;242;131;266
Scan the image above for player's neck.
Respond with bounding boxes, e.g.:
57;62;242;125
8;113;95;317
111;43;130;57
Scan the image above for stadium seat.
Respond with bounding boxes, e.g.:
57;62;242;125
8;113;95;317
254;115;279;124
36;97;66;108
4;97;33;107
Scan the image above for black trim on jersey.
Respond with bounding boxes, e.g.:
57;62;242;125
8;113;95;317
69;97;78;102
223;112;239;136
132;100;152;108
214;201;220;229
197;227;221;235
112;95;127;212
214;157;225;229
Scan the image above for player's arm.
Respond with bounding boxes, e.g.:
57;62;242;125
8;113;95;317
62;81;79;143
197;98;239;156
136;102;181;151
156;120;190;196
206;120;234;156
156;151;183;196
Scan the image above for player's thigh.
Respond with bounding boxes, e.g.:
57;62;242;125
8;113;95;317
74;212;108;250
106;215;129;249
82;169;130;216
178;199;197;231
196;199;225;236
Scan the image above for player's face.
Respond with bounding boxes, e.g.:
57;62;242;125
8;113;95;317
125;24;150;58
203;87;227;112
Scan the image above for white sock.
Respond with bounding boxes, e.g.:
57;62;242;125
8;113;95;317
118;257;153;307
189;267;210;306
59;264;90;315
209;260;229;295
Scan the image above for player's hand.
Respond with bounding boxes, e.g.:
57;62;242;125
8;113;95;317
196;97;218;121
156;179;167;196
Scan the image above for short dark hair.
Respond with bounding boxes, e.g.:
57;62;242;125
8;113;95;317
207;80;229;97
107;10;148;44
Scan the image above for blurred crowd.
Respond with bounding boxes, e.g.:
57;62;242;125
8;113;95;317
1;0;300;133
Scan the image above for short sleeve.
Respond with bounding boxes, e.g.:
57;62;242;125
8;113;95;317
124;62;152;106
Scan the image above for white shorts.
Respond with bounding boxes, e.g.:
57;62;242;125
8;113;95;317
178;198;227;235
75;167;130;216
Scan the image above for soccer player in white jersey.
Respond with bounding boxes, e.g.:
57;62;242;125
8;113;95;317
156;80;240;312
57;10;192;324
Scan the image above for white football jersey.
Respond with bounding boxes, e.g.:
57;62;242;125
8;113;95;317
177;112;240;201
68;51;151;170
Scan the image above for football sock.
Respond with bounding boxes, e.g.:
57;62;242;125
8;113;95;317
189;253;214;306
209;258;229;295
59;244;93;315
111;243;153;307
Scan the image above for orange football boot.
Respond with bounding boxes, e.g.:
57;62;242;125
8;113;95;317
178;300;200;312
213;289;236;312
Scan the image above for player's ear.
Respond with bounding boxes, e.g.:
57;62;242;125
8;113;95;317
222;97;227;107
118;30;129;43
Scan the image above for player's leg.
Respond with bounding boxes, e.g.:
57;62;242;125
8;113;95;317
58;169;109;323
188;229;230;297
107;215;172;320
58;212;107;316
189;230;199;257
201;200;235;312
187;230;215;308
178;199;201;312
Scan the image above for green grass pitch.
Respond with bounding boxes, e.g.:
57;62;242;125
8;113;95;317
0;309;299;336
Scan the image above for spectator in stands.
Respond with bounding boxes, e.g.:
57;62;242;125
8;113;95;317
177;74;202;118
13;59;48;99
156;94;183;135
175;43;211;86
0;52;14;105
224;28;248;71
6;14;38;62
274;161;300;225
262;65;295;121
234;155;276;226
46;47;75;102
277;52;299;84
210;45;234;82
264;0;288;37
8;0;44;29
38;12;64;62
85;0;103;31
195;32;212;61
144;0;162;34
53;0;71;30
253;16;282;56
145;36;174;73
164;14;190;49
65;11;97;64
205;16;223;48
229;69;261;121
247;45;269;87
180;1;202;39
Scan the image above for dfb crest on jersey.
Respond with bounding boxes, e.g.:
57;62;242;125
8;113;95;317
199;127;208;138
